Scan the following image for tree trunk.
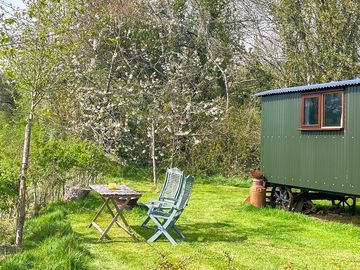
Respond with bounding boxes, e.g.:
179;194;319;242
170;136;175;168
151;122;157;188
214;61;229;114
33;181;40;217
15;110;33;246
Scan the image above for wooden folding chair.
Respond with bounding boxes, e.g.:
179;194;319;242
145;175;194;245
140;167;184;229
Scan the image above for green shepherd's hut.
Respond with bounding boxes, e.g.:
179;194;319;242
255;78;360;212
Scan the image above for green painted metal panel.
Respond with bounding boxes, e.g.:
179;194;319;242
260;86;360;196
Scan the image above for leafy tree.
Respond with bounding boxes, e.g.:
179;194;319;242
0;0;83;246
0;82;15;120
272;0;360;85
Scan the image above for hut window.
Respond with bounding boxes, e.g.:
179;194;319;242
323;92;343;127
303;96;319;126
301;90;344;130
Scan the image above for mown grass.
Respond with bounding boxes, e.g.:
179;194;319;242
1;177;360;269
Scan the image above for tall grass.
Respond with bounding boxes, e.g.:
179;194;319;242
0;206;90;269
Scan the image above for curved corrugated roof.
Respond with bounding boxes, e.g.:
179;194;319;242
255;78;360;97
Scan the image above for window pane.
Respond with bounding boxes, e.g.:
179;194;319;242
304;97;319;125
323;93;342;127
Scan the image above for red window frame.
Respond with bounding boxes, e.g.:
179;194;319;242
300;89;344;131
301;94;321;129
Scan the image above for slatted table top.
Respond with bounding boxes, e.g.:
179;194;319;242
89;184;141;198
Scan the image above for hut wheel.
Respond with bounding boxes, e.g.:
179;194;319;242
270;186;294;211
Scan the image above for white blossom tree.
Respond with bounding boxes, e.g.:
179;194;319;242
64;0;236;186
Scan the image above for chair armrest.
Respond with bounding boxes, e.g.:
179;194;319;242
148;200;162;205
148;199;176;208
147;201;176;212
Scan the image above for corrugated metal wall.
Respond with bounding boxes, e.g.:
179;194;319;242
261;85;360;196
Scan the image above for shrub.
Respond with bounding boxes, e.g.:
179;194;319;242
183;105;260;177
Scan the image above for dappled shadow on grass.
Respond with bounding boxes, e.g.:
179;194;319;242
76;218;250;244
131;222;250;243
242;222;302;241
69;197;309;247
77;205;303;245
180;223;248;243
173;222;301;243
78;234;144;245
68;192;328;246
130;204;303;244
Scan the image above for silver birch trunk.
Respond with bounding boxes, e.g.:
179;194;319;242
33;181;40;217
15;109;33;246
151;122;157;188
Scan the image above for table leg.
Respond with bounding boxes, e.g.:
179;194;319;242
92;221;111;240
98;212;119;241
89;197;110;228
89;197;112;240
89;196;139;241
112;198;138;241
102;197;122;229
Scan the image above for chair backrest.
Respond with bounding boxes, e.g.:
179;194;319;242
160;167;184;201
176;175;194;212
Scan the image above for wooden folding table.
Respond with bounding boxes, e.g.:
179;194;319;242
89;184;141;241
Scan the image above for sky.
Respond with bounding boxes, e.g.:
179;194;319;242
2;0;27;9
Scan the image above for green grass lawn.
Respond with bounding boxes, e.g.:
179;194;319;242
2;178;360;269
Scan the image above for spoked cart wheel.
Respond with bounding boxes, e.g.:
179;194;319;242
270;186;294;211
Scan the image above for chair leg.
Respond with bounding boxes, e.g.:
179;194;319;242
142;215;159;231
147;227;177;245
172;225;185;241
141;216;151;227
147;215;178;245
